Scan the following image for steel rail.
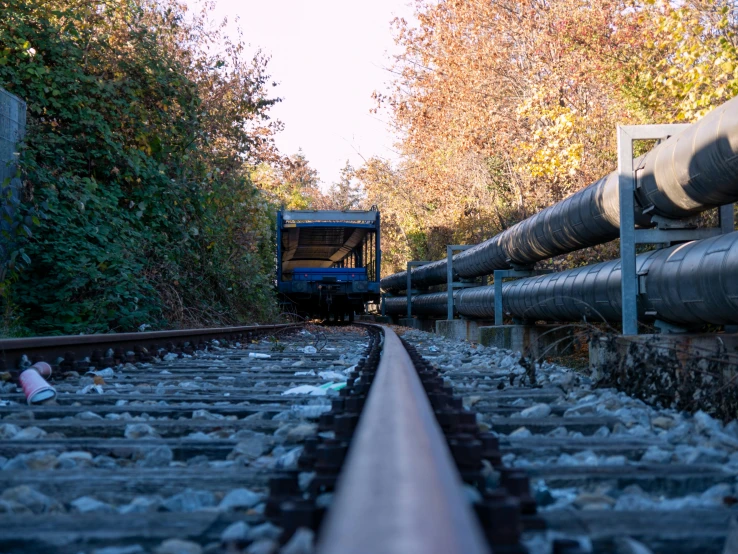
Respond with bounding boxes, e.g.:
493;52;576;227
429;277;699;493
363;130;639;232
317;325;489;554
0;324;295;370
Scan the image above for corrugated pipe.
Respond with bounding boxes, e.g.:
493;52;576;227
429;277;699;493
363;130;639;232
384;291;459;317
386;231;738;327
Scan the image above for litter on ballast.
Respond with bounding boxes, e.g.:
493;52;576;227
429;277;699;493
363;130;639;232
19;368;57;405
302;346;317;354
281;382;346;396
29;362;53;377
248;353;271;359
77;384;104;395
291;404;331;418
318;371;346;381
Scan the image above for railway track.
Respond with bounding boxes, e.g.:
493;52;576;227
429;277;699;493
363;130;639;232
0;324;369;554
400;328;738;553
0;323;736;553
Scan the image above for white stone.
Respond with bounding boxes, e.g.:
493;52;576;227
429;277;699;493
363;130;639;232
640;446;672;464
219;488;262;511
71;496;115;514
140;445;173;468
0;423;20;439
520;404;551;418
124;423;159;439
221;521;250;542
76;411;103;420
154;539;202;554
11;426;47;440
694;410;723;436
119;496;163;514
93;546;145;554
509;427;532;438
58;451;93;465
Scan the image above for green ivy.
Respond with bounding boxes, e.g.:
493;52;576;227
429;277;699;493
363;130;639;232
0;0;279;335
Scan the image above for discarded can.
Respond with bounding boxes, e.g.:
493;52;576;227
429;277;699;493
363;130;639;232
29;361;52;378
19;368;57;405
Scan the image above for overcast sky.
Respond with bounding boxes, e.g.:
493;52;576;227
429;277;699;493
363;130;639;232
189;0;414;189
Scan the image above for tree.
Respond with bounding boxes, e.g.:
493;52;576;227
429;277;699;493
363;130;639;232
0;0;283;335
252;150;326;210
326;161;364;211
367;0;738;271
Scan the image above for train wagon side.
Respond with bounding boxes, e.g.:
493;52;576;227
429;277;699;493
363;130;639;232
276;209;381;320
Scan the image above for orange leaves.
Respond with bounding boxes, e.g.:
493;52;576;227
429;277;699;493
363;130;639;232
369;0;738;274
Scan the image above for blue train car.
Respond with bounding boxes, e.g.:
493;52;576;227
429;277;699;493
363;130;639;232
277;210;381;320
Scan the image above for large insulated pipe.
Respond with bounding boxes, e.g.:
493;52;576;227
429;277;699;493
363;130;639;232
384;291;458;317
384;296;407;315
381;95;738;292
387;231;738;327
380;259;452;293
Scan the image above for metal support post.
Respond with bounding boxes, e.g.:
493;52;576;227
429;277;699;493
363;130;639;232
446;245;475;320
720;204;735;234
381;294;387;317
619;124;694;336
493;268;552;326
406;261;431;318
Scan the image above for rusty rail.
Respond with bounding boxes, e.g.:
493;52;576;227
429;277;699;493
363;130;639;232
0;324;295;371
317;325;490;554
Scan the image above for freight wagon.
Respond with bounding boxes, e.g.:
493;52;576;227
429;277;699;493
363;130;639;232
276;210;381;320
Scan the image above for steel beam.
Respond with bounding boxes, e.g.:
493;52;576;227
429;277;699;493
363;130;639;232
282;210;379;222
446;245;474;320
618;124;689;335
406;261;431;318
634;228;724;244
493;268;552;325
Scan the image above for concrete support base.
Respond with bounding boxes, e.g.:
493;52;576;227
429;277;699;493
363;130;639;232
398;317;435;332
356;315;376;322
435;320;493;342
398;317;423;330
589;332;738;419
478;325;573;358
374;316;394;324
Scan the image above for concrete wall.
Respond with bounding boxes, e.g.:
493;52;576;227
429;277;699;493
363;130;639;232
0;87;27;267
435;319;495;342
590;332;738;419
399;317;436;332
478;325;573;358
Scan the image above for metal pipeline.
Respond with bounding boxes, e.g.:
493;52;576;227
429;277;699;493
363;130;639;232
384;291;459;317
386;231;738;327
384;296;407;315
380;259;455;293
381;95;738;292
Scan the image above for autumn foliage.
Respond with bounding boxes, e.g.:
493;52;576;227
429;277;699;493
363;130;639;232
362;0;738;276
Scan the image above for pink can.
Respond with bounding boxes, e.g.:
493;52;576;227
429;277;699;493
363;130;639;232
19;368;57;405
29;361;52;378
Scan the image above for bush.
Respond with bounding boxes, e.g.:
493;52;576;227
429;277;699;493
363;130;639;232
0;0;280;335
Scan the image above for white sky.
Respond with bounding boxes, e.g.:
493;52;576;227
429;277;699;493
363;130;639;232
189;0;414;188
